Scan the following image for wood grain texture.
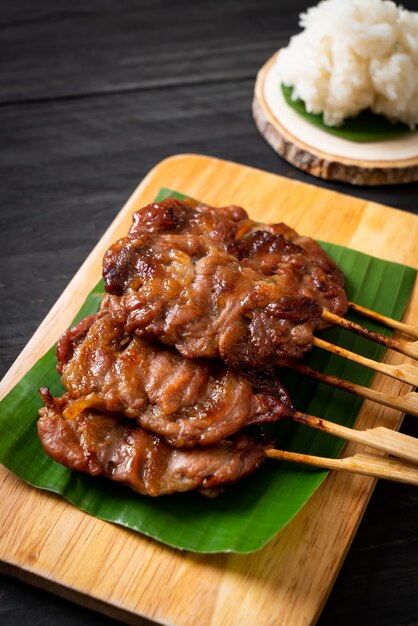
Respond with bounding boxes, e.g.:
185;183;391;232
0;0;305;103
253;54;418;185
1;154;418;626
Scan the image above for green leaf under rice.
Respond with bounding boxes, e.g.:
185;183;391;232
281;84;415;143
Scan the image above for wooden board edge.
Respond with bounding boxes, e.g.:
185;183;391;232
0;560;162;626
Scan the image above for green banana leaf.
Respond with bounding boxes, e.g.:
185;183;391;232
0;187;416;554
281;84;415;143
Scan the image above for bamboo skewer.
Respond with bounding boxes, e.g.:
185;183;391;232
292;411;418;464
275;296;418;484
312;336;418;387
348;302;418;340
292;363;418;418
265;448;418;486
321;309;418;360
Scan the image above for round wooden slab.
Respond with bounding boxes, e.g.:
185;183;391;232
253;53;418;185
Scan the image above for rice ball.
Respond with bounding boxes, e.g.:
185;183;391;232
276;0;418;128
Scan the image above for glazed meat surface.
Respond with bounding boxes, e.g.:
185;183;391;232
127;199;347;318
56;313;292;447
103;232;322;369
38;389;266;497
37;199;349;497
227;230;346;322
129;197;249;242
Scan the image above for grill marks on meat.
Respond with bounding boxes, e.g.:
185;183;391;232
103;232;322;369
129;198;249;242
256;220;345;288
227;230;347;323
38;389;266;497
56;314;292;447
38;199;348;497
125;199;348;319
56;313;100;374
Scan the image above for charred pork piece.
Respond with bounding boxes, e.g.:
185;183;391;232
125;199;347;319
56;313;101;374
103;233;322;370
227;230;347;322
128;197;249;242
38;389;266;497
56;314;292;447
252;220;345;287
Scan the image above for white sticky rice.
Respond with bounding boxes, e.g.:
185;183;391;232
276;0;418;128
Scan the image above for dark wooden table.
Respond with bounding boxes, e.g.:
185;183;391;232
1;1;418;624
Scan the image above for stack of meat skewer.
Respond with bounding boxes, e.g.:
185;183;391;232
38;199;418;496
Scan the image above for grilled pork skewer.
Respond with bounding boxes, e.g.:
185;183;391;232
58;309;418;457
37;199;418;494
55;311;418;466
56;313;292;448
38;389;418;494
126;199;416;364
128;197;348;321
46;311;418;488
103;232;323;370
104;200;417;379
38;389;266;497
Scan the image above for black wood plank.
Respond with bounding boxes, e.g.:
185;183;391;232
0;0;306;103
2;0;416;104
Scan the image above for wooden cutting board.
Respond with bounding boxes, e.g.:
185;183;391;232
1;154;418;626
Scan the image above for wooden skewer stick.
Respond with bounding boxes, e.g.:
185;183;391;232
321;309;418;360
312;336;418;387
265;449;418;486
348;302;418;340
292;363;418;418
292;411;418;464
